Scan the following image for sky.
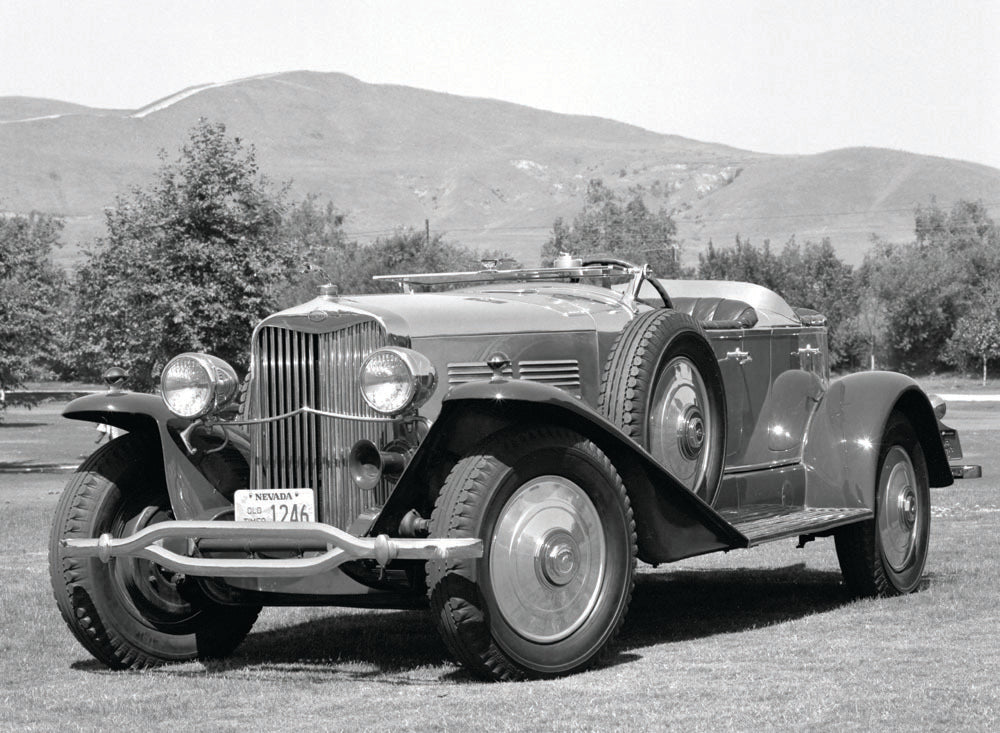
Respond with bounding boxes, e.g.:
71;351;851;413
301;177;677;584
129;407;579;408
2;0;998;169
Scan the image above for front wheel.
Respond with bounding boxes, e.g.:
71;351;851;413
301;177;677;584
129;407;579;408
426;427;636;680
835;414;931;596
48;434;261;669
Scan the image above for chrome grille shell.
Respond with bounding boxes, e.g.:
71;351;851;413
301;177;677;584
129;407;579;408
247;317;393;529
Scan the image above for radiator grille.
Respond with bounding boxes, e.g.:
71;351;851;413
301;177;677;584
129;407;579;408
248;320;392;529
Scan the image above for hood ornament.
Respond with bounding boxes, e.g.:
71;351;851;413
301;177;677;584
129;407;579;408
486;352;511;382
102;366;130;394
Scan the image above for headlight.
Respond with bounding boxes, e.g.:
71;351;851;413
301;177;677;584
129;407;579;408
360;347;436;415
160;353;239;419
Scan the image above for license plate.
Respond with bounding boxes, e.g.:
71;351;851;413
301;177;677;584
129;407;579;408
234;489;316;523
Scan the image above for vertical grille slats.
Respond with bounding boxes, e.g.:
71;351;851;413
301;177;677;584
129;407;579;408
249;319;391;529
305;333;319;500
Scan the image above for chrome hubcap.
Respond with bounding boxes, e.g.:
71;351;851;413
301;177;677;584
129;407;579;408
879;446;920;573
490;476;605;643
899;490;917;526
648;356;713;492
537;529;580;587
679;407;705;459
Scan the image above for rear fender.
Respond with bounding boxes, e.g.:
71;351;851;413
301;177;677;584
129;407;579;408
803;372;952;509
63;392;246;519
375;379;745;563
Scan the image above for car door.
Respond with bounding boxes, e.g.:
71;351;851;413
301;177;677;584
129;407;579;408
714;325;826;471
706;327;771;466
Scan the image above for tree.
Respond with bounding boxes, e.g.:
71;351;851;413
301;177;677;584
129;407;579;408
541;179;682;276
946;285;1000;385
0;213;67;390
853;200;1000;373
71;119;296;389
857;238;957;373
843;288;889;370
778;237;858;367
947;315;1000;386
274;194;351;306
697;235;786;292
914;199;1000;313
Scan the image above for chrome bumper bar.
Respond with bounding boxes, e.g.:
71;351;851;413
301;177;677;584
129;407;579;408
60;521;483;578
951;463;982;479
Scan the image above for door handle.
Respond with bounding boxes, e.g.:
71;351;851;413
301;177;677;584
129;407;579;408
793;345;821;357
724;348;752;365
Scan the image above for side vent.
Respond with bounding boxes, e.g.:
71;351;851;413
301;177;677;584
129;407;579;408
447;362;512;384
519;359;581;395
447;359;581;396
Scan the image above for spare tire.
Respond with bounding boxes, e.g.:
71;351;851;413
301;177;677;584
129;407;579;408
599;309;726;504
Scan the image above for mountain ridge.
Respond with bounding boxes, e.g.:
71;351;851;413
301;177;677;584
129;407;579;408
2;71;997;269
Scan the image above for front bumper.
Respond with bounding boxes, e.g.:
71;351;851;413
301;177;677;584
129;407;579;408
60;521;482;578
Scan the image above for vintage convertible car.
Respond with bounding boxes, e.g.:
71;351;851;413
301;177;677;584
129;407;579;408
50;258;962;680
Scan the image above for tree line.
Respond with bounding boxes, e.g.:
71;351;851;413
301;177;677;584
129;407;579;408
2;120;507;391
541;179;1000;379
2;119;998;393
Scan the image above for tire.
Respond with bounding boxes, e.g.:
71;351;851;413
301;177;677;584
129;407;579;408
599;309;726;504
835;413;931;597
426;426;636;680
48;433;261;669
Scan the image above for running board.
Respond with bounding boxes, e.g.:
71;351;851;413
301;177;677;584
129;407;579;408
726;507;873;546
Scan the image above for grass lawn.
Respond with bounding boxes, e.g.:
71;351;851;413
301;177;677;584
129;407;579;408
1;401;997;731
917;374;1000;393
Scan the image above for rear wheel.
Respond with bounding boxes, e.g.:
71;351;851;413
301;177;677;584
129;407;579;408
426;427;636;680
835;414;931;596
49;433;260;669
600;309;726;504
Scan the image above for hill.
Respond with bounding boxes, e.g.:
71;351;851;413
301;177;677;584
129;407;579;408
1;71;998;269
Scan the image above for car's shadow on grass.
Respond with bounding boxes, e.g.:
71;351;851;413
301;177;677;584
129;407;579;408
211;607;453;679
92;563;856;683
620;564;850;649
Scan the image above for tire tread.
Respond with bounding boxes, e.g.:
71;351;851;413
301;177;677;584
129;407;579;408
598;308;725;501
426;426;636;681
48;434;259;669
835;413;930;598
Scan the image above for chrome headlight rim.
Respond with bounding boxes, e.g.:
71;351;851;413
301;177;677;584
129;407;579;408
360;347;437;415
160;353;240;419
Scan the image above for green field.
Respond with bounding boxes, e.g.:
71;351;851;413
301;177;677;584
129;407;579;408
1;400;997;731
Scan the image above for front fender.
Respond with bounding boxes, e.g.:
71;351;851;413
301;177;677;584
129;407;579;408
803;372;952;510
63;392;243;520
375;379;745;563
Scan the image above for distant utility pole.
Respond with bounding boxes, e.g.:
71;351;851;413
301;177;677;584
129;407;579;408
425;219;430;248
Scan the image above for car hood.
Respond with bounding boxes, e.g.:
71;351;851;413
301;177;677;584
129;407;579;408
260;283;633;338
